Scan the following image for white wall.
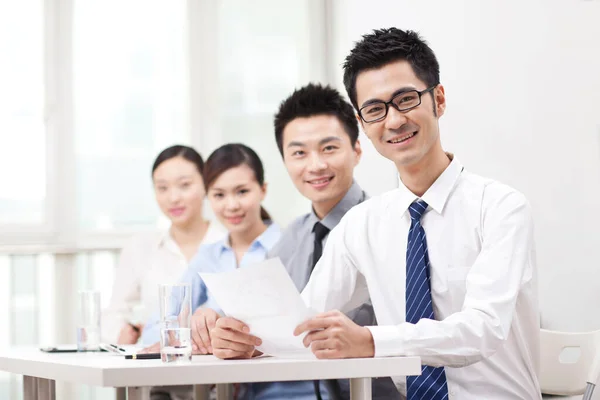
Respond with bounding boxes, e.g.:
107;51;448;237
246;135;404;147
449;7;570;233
331;0;600;331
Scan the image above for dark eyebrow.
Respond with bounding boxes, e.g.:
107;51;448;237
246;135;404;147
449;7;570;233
287;136;342;149
319;136;342;146
360;86;417;108
210;183;249;192
154;175;194;184
286;141;306;148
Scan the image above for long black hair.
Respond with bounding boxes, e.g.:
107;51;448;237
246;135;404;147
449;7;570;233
151;145;204;177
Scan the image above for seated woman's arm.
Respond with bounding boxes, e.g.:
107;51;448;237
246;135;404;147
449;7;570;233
102;238;143;344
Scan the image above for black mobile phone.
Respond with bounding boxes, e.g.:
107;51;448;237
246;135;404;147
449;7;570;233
40;345;107;353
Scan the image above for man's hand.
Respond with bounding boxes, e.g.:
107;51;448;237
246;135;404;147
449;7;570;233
294;310;375;359
191;307;221;354
117;323;143;345
211;317;262;359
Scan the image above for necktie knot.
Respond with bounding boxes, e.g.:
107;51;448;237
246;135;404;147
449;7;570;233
408;199;428;221
313;222;330;242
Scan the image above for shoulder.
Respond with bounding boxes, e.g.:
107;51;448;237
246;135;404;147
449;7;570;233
260;222;283;252
484;179;528;205
324;192;395;247
280;213;312;242
460;171;531;222
483;181;531;223
189;241;222;271
116;232;164;274
120;231;163;252
202;222;227;244
269;213;311;257
341;188;400;222
463;171;529;208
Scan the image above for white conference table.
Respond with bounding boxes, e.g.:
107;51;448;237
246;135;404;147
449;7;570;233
0;347;420;400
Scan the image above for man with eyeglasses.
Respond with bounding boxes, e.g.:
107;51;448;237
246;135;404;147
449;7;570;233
211;28;541;400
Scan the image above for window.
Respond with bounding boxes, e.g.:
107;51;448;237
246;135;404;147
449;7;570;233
0;1;329;399
0;0;46;226
73;0;190;230
217;0;326;225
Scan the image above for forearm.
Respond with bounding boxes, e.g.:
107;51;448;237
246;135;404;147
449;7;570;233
104;244;141;343
368;308;509;368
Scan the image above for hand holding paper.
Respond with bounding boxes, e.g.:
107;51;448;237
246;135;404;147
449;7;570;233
210;317;261;360
294;309;376;359
199;258;316;358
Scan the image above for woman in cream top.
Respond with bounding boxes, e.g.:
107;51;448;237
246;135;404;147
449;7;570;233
101;145;226;344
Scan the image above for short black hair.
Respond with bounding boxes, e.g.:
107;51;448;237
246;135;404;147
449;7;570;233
343;28;440;110
274;83;359;156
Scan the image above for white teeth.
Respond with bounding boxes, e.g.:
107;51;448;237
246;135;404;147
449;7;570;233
311;178;330;184
390;132;415;143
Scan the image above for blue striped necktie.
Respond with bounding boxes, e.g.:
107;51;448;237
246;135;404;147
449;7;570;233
406;199;449;400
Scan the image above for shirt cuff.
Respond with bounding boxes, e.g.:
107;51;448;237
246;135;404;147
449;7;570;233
367;325;406;357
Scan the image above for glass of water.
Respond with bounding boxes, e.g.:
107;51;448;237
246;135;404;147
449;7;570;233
77;290;101;351
159;283;192;363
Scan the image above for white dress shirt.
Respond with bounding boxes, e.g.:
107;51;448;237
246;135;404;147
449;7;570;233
101;222;226;343
302;157;541;399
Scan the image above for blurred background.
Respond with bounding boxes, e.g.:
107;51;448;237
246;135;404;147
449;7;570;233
1;0;599;398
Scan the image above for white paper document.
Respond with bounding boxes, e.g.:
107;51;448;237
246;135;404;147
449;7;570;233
199;258;316;358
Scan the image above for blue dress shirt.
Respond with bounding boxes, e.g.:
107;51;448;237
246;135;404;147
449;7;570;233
141;223;282;343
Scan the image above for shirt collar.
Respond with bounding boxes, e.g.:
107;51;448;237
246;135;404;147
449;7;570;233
157;230;170;247
396;155;463;216
308;180;366;231
157;230;184;256
215;222;282;257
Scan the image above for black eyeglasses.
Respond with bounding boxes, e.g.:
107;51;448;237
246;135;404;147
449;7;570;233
358;85;437;123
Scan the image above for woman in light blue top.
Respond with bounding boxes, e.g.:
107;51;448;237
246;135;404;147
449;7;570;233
142;143;279;342
142;143;326;400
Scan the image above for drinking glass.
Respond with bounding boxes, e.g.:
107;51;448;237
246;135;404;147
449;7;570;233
158;283;192;363
77;290;101;351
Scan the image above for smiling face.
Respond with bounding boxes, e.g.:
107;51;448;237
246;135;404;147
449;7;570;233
356;60;446;172
152;156;205;228
207;164;266;235
281;114;361;217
